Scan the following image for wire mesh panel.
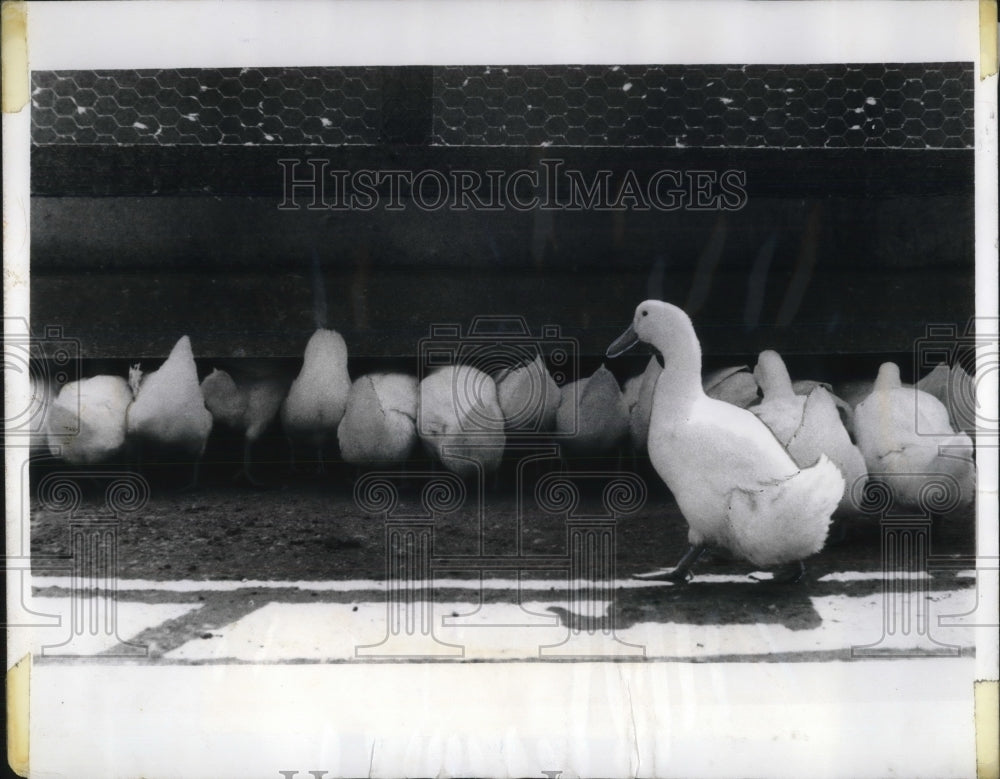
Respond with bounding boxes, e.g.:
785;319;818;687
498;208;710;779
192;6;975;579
31;64;973;149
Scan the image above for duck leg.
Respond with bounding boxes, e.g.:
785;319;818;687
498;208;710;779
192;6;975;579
179;457;202;492
768;560;806;584
240;439;271;489
633;544;706;583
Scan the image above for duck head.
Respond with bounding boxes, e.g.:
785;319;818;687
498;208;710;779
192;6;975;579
608;301;704;397
607;300;698;358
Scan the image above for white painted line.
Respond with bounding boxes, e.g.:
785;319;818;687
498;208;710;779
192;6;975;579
30;575;724;593
28;600;201;657
163;589;977;663
30;570;977;594
816;571;933;582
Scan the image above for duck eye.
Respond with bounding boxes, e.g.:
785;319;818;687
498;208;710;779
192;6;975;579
641;310;648;317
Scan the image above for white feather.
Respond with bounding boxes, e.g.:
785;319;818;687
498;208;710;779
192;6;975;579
703;365;760;408
555;364;629;455
494;354;559;432
126;335;212;456
751;350;868;514
418;365;506;478
338;373;418;465
854;362;975;510
47;375;132;464
281;328;352;450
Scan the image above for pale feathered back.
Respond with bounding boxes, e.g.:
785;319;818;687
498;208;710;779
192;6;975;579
703;365;760;408
338;373;418;465
126;335;212;455
47;375;133;465
418;365;506;478
916;362;976;434
281;328;352;448
494;354;559;432
555;364;629;455
854;361;975;510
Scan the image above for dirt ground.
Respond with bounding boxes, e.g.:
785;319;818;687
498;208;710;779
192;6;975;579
29;456;976;586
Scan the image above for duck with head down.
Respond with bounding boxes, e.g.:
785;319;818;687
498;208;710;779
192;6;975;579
607;301;843;583
751;349;868;516
126;335;213;488
854;361;975;513
281;328;352;474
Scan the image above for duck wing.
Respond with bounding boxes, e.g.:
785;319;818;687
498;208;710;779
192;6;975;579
750;394;805;447
661;397;798;488
703;366;760;409
658;400;839;566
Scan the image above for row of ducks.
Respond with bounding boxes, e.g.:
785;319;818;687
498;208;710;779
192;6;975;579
39;312;975;512
37;305;976;581
40;323;975;492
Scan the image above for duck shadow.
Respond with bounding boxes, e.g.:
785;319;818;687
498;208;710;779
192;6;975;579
548;579;824;633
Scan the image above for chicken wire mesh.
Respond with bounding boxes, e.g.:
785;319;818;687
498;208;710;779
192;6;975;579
31;63;973;149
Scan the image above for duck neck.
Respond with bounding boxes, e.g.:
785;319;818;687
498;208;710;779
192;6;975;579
651;327;704;407
765;373;795;401
875;363;902;392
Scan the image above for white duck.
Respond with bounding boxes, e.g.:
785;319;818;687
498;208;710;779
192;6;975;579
916;362;976;435
200;367;289;486
280;328;352;472
338;372;418;465
702;365;760;408
46;375;133;465
622;355;662;455
126;335;213;485
751;350;868;515
854;362;975;511
555;364;630;461
607;301;843;582
494;354;559;433
418;365;506;480
790;378;857;438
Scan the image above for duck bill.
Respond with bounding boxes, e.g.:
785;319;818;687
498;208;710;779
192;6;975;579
606;324;639;358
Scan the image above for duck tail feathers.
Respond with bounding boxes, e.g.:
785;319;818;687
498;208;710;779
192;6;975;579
728;454;843;567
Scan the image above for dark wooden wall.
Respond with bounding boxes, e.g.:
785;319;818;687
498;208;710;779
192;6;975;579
31;146;974;373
